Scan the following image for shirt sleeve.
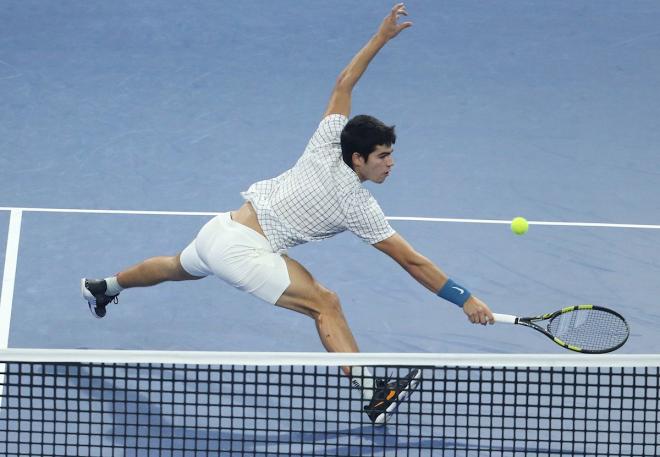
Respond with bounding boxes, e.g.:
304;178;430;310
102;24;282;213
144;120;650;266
305;114;349;152
344;191;397;245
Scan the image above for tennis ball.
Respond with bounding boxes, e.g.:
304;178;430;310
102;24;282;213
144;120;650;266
511;217;529;235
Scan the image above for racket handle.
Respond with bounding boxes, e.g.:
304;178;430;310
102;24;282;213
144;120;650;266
492;313;517;324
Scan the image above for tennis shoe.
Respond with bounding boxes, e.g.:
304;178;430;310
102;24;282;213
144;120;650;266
81;278;118;318
364;368;422;425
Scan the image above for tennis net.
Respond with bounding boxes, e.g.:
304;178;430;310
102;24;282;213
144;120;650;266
0;349;658;456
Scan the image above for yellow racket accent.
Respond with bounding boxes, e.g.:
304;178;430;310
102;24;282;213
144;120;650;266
559;305;593;314
552;337;583;352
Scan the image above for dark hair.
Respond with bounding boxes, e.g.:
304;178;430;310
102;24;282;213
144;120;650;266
340;115;396;169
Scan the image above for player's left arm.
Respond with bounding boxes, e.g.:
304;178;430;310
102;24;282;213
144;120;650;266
324;3;412;118
373;233;494;325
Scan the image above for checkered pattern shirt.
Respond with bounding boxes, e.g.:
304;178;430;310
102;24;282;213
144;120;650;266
242;114;396;253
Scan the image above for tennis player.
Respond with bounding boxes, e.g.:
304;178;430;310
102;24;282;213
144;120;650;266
82;3;494;424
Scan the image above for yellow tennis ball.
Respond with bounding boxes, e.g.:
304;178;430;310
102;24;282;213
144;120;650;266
511;217;529;235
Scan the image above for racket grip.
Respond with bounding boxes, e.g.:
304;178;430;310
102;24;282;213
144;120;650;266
492;313;517;324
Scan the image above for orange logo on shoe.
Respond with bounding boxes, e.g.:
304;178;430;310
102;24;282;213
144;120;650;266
386;390;396;401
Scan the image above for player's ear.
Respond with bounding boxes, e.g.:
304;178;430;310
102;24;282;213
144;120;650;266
352;152;365;168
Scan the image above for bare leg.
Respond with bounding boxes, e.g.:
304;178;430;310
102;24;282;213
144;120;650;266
117;253;203;288
276;255;359;376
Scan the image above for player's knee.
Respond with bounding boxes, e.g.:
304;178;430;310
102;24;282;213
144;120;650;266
318;289;342;316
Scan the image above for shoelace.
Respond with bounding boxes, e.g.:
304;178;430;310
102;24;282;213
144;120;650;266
375;378;389;390
374;377;397;400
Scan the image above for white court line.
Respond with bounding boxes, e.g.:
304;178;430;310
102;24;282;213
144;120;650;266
386;216;660;230
0;209;23;403
0;206;659;229
0;206;218;217
0;209;21;348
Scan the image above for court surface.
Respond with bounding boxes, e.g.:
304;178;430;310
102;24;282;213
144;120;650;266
2;0;660;355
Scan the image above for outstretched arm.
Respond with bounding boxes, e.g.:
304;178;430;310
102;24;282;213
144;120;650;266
324;3;412;118
374;234;495;325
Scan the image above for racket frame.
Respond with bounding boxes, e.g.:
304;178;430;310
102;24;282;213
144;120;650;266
493;305;629;353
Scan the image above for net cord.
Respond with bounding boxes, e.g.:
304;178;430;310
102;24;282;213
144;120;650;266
0;348;657;367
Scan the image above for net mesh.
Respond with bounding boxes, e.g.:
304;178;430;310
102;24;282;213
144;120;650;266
546;308;629;352
0;351;658;456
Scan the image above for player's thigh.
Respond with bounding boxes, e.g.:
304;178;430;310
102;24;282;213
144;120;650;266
276;256;339;318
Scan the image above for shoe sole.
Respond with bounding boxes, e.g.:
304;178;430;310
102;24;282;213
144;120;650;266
80;278;104;319
374;369;422;425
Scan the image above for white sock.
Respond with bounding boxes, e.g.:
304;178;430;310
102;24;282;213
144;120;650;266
350;366;375;400
104;276;124;295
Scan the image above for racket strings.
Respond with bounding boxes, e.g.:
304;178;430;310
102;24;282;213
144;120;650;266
547;309;629;352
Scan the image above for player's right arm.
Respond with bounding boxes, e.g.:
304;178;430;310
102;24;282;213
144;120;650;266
373;233;494;325
323;3;412;118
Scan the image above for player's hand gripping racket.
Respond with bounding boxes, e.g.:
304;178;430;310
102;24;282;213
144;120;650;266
493;305;629;353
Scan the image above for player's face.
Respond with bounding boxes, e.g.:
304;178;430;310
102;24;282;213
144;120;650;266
354;145;394;183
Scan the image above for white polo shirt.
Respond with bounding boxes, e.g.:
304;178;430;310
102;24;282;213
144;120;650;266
242;114;396;253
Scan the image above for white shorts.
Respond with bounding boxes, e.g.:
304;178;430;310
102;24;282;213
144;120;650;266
179;212;291;304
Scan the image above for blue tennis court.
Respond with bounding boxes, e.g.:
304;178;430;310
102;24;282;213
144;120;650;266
1;1;660;455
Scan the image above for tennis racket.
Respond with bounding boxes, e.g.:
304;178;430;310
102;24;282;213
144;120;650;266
493;305;629;353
